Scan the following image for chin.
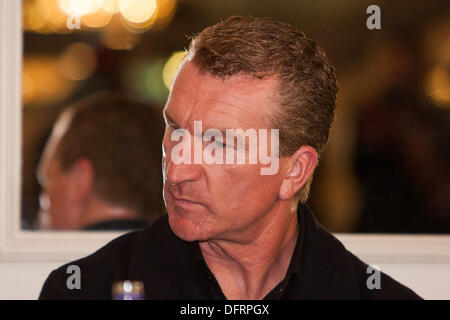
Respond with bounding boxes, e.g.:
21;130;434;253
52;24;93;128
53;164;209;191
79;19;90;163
167;207;211;242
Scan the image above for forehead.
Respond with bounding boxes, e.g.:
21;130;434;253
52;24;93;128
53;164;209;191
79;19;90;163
164;61;280;130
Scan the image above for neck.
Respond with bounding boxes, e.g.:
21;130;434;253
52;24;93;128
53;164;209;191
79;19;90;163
78;196;140;229
199;199;299;300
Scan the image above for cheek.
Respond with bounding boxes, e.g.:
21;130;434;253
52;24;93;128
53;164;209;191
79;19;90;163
209;165;281;209
46;180;72;227
47;185;63;216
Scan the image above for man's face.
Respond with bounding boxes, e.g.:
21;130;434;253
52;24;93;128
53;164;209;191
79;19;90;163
162;61;287;243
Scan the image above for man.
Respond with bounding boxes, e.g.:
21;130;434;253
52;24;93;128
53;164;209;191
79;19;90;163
40;17;420;299
36;92;164;230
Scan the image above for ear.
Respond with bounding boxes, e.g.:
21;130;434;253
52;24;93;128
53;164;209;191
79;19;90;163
279;146;318;200
67;157;94;203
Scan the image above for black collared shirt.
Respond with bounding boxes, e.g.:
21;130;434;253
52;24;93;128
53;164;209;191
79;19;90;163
39;203;421;300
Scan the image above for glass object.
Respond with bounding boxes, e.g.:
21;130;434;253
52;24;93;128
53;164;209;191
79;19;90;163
112;280;145;300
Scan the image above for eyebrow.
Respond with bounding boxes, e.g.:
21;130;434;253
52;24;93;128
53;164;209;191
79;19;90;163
162;110;248;147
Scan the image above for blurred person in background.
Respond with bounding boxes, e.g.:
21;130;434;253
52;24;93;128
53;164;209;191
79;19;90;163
36;92;164;230
354;35;450;233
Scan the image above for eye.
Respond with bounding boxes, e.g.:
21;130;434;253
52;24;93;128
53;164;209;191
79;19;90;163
166;122;179;130
211;136;226;148
215;140;227;148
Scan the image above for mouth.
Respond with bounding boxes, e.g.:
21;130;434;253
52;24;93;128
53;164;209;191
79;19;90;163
168;189;202;208
174;199;199;208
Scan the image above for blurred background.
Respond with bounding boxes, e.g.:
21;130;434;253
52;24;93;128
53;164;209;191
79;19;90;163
21;0;449;232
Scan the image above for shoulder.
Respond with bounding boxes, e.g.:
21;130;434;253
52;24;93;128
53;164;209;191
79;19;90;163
39;215;173;300
315;222;421;299
299;203;422;300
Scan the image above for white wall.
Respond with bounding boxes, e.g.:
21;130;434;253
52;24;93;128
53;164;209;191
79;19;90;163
0;261;61;300
0;260;449;300
375;263;450;300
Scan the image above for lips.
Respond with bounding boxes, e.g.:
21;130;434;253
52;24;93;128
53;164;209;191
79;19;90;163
174;196;198;204
167;189;202;207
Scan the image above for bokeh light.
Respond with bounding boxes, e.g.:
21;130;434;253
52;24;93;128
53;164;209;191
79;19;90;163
24;0;177;34
102;0;120;13
99;15;142;50
156;0;176;19
24;0;72;34
119;11;159;33
118;0;157;24
22;56;77;106
23;0;51;32
162;51;186;90
122;58;168;103
59;42;98;81
45;1;69;33
58;0;104;17
82;8;113;29
426;65;450;107
151;0;177;30
147;59;170;102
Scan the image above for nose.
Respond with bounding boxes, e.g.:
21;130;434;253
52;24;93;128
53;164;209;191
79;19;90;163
164;159;202;186
162;127;203;185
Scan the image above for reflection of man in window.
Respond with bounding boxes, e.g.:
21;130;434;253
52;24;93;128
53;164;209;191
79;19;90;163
36;92;164;230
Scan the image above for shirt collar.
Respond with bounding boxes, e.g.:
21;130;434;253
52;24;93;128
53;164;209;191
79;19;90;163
283;202;305;282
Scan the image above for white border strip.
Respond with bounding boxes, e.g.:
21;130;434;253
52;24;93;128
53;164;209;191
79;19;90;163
0;0;449;264
336;234;450;264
